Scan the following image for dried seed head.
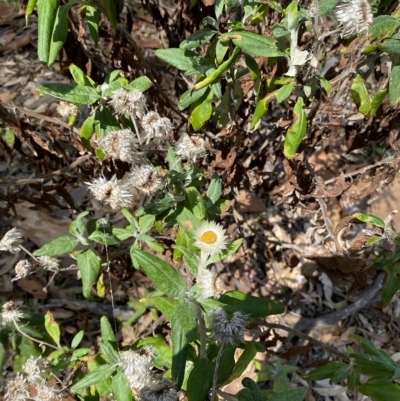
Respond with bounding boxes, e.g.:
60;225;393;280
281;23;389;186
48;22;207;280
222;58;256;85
139;377;177;401
12;260;31;281
109;88;147;118
23;356;48;383
210;307;248;345
98;129;141;164
5;373;30;401
119;347;155;390
194;221;228;256
334;0;373;37
34;382;61;401
37;256;60;273
1;301;24;326
56;101;78;118
174;133;207;163
141;112;174;144
129;165;162;195
0;227;23;253
196;267;224;300
87;175;134;209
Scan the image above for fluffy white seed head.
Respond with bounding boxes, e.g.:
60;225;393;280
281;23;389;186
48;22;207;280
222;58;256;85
141;112;174;144
4;373;30;401
56;101;78;118
34;382;62;401
109;88;147;118
23;356;48;383
87;175;134;209
1;301;24;326
98;129;141;164
210;308;248;345
12;260;31;281
196;267;224;300
194;221;228;255
37;256;60;273
174;133;207;163
129;165;162;195
0;227;23;253
334;0;373;37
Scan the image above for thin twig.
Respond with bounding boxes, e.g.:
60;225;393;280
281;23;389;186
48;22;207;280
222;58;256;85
14;320;61;350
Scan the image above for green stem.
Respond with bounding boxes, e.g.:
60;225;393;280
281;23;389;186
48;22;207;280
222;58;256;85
211;342;226;401
193;47;241;92
198;311;207;359
14;320;61;351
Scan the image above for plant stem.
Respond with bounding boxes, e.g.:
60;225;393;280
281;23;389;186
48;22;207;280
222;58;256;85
199;311;207;359
14;320;61;351
211;342;226;401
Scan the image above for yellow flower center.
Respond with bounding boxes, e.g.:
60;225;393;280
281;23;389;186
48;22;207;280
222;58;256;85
200;230;217;244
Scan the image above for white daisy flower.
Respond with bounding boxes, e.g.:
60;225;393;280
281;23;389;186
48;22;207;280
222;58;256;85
334;0;373;37
194;221;228;255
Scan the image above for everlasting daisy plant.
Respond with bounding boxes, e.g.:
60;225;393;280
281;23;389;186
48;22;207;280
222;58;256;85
193;221;228;256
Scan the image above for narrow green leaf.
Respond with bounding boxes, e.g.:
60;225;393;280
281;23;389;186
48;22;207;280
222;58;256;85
171;300;199;389
370;89;387;116
224;342;258;384
94;107;119;139
389;64;400;106
360;379;400;401
125;76;153;92
88;229;120;245
100;342;119;364
69;211;89;245
137;335;173;370
145;241;164;253
33;236;79;256
180;29;217;49
86;6;100;46
155;49;208;75
139;215;155;234
100;316;117;342
179;87;208;110
221;31;286;58
25;0;38;24
207;239;243;265
276;83;294;103
71;330;85;349
141;297;178;321
37;0;59;63
219;291;285;317
80;113;95;151
190;88;212;131
44;311;60;346
304;361;349;381
186;187;206;220
206;173;222;204
351;74;371;115
130;249;187;297
136;196;175;217
187;358;214;401
317;0;339;16
369;16;400;41
69;64;95;87
283;97;307;158
77;249;101;298
112;368;133;401
352;213;385;228
37;83;100;104
352;354;396;377
71;364;116;391
269;387;309;401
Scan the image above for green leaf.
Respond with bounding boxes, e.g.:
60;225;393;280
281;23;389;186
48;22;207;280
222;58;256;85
347;369;360;391
370;89;387;116
318;76;332;93
352;354;396;377
130;249;187;297
69;64;95;87
71;330;84;349
171;300;199;389
179;87;209;110
389;64;400;106
221;31;286;58
37;0;59;63
381;261;400;306
351;74;371;115
88;229;120;245
125;76;153;92
94;107;119;139
276;83;294;103
219;291;285;317
141;297;178;321
187;358;214;401
136;196;175;217
69;211;89;245
86;6;100;46
369;16;400;41
25;0;38;24
269;387;309;401
80;113;95;151
137;335;173;369
100;316;117;342
112;369;133;401
180;29;217;49
283;97;307;158
146;241;164;253
352;213;385;228
44;311;60;346
224;342;258;384
216;40;230;65
37;83;100;104
186;187;206;220
139;215;155;234
71;364;116;391
48;1;77;66
379;38;400;54
167;146;183;172
33;236;79;256
237;377;263;401
206;173;222;204
100;342;119;364
317;0;339;16
155;48;208;75
360;379;400;401
304;361;350;381
77;249;101;299
207;239;243;265
190;88;212;131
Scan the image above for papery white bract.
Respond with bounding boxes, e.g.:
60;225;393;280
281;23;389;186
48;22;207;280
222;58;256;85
141;111;174;144
174;133;207;163
334;0;373;37
129;164;162;195
194;221;228;255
